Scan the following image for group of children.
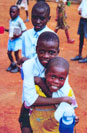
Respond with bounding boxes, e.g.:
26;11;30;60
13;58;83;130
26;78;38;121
5;0;77;73
3;1;80;133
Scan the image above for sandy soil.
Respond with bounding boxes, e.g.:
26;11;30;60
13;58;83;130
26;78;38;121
0;0;87;132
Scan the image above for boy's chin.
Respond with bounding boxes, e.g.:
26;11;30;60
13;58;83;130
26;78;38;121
41;62;48;67
34;27;42;32
50;89;57;92
49;88;60;92
34;26;45;32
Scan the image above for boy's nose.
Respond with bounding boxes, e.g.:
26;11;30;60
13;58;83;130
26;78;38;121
36;18;41;23
54;78;59;83
44;52;49;58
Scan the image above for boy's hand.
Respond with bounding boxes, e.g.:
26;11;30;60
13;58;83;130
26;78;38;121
78;10;81;15
17;57;29;65
34;77;42;85
75;116;79;125
12;33;22;39
34;77;52;97
63;97;76;105
4;28;9;32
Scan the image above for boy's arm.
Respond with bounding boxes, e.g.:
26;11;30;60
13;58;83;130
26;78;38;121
4;28;9;32
34;77;52;97
16;0;22;5
17;57;29;65
32;96;75;106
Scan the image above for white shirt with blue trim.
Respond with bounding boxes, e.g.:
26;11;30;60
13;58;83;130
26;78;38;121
22;26;53;58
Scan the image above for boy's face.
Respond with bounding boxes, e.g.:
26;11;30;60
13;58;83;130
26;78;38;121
36;40;59;67
10;7;19;20
32;8;50;31
45;66;67;92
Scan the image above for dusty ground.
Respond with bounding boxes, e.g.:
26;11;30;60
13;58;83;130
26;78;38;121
0;0;87;132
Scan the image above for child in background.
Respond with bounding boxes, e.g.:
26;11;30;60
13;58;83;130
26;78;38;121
17;1;52;65
5;5;27;73
16;0;29;22
30;57;79;132
19;31;76;133
54;0;75;43
71;0;87;63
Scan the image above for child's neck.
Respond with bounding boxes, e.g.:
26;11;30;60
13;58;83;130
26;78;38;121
34;26;46;32
11;16;19;20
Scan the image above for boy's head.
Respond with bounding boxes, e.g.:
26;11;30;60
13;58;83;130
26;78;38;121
10;5;19;20
36;31;60;67
31;1;51;31
45;57;69;92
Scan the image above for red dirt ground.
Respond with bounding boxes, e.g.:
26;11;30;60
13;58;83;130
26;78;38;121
0;0;87;132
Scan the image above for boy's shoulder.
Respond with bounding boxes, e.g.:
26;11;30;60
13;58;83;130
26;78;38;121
15;16;23;22
23;56;37;68
41;26;53;33
22;28;34;36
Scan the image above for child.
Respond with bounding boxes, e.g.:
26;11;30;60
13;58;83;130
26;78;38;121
71;0;87;63
30;56;78;132
16;0;29;22
54;0;75;43
17;1;52;65
5;5;27;73
19;31;75;133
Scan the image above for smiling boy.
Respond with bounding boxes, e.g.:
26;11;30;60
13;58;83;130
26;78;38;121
30;57;78;133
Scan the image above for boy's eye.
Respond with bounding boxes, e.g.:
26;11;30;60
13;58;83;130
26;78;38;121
51;75;56;79
32;15;46;21
49;51;56;55
59;77;65;81
32;15;38;19
39;16;46;21
39;50;45;54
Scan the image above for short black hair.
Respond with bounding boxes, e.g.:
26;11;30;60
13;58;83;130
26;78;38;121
37;31;59;52
45;56;69;75
10;5;19;13
32;1;50;16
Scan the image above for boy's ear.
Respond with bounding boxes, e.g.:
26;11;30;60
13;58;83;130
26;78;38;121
58;48;60;54
36;45;38;53
48;16;51;21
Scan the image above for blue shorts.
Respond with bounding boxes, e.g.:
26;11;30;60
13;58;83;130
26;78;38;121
8;37;22;51
78;18;87;39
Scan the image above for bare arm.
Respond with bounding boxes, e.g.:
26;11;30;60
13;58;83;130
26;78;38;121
33;96;75;106
4;28;9;32
34;77;52;97
17;57;29;65
11;29;27;40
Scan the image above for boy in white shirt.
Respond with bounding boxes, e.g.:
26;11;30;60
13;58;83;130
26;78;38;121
5;5;27;73
19;31;75;133
17;1;52;65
